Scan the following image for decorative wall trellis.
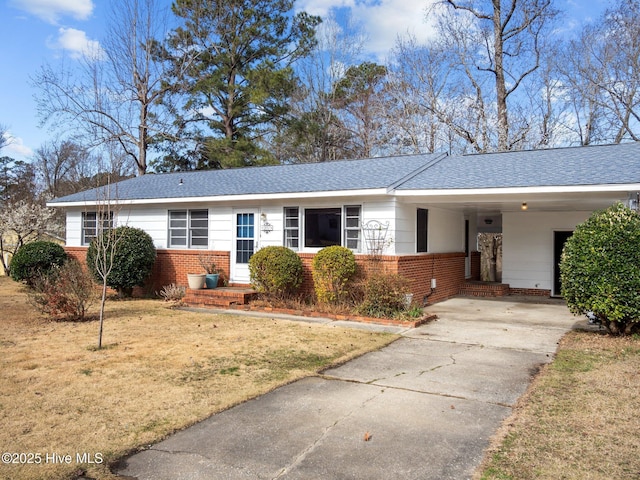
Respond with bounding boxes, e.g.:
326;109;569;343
361;220;390;255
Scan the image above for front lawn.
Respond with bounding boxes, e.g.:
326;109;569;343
478;330;640;479
0;277;396;480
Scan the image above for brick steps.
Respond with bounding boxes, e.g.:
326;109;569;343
459;281;510;297
184;287;258;307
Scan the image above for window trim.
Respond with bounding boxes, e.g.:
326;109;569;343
417;208;429;253
283;207;300;251
82;211;114;246
298;205;362;252
344;205;361;251
168;209;209;249
303;207;342;249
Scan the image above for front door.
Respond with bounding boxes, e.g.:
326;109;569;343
232;211;257;284
553;231;573;296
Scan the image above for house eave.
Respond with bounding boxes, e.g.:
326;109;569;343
393;183;640;197
47;188;390;208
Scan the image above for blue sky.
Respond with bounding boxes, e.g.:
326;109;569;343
0;0;608;163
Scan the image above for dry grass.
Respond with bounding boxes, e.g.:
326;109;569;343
478;330;640;480
0;277;396;480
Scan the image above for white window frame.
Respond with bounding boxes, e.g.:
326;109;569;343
283;207;300;250
82;211;114;246
295;205;362;253
344;205;361;251
168;209;209;249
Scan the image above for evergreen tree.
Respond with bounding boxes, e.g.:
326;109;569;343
160;0;321;169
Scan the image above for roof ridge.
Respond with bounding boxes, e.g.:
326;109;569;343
387;153;449;192
459;141;640;157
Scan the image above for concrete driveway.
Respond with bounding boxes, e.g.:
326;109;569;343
115;297;578;480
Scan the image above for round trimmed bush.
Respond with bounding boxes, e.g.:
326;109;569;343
10;241;67;286
86;226;156;297
249;246;303;297
312;245;357;304
560;202;640;335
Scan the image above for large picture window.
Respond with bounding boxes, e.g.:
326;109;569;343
82;211;113;245
169;209;208;248
305;208;341;248
302;206;361;251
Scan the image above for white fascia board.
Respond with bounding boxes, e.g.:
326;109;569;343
393;184;640;197
47;188;389;208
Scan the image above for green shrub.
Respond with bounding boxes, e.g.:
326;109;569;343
29;259;95;321
560;202;640;335
249;246;303;297
312;245;357;304
10;241;67;286
86;226;156;297
357;272;410;318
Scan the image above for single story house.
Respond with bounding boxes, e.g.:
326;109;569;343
48;142;640;304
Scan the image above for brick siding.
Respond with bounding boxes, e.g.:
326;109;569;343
66;247;468;305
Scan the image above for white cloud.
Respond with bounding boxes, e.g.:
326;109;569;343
296;0;355;17
47;27;104;60
9;0;93;24
2;133;33;159
297;0;438;59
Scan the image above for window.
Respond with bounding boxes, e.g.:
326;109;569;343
236;213;254;263
344;206;361;250
417;208;428;253
169;209;208;248
303;206;361;251
82;211;113;245
284;207;299;250
305;208;341;248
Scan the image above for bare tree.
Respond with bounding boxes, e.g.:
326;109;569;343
427;0;558;152
86;178;123;349
560;0;640;144
387;35;468;154
273;13;366;163
0;124;10;152
33;0;175;175
33;139;95;200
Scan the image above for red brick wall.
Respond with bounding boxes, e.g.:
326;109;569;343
65;247;466;305
298;252;466;306
150;250;230;291
470;251;481;280
64;247;231;294
397;253;466;305
509;287;551;297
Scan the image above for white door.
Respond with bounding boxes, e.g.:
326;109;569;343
232;211;257;283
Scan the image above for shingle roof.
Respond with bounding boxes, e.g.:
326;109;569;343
48;142;640;205
395;142;640;190
49;153;439;204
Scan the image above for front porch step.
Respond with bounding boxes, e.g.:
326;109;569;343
459;281;510;297
184;287;258;307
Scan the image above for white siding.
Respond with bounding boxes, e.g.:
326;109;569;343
394;203;465;254
257;206;284;250
63;197;466;256
393;201;414;254
66;210;82;246
428;206;465;254
119;207;169;248
211;207;233;251
361;198;398;255
502;211;591;290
